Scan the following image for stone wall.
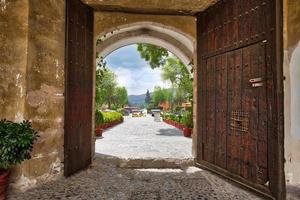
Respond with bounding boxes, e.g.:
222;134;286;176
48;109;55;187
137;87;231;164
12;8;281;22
284;0;300;185
0;0;65;189
0;0;28;122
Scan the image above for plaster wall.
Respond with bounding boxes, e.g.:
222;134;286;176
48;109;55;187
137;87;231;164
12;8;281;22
0;0;28;122
284;0;300;185
94;12;196;39
0;0;65;189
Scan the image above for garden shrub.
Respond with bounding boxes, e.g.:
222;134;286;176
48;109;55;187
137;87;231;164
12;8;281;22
95;110;123;125
95;109;104;125
180;111;193;128
103;111;123;123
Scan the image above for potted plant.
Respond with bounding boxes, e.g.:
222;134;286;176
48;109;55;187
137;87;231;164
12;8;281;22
95;109;104;137
181;112;193;137
0;119;39;199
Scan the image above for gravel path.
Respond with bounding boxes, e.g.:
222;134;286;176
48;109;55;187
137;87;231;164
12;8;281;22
8;158;263;200
95;115;192;159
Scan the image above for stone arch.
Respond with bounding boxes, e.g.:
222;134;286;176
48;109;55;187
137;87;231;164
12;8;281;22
95;22;195;68
290;43;300;139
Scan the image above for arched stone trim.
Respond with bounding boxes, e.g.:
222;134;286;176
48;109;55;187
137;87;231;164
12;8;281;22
290;43;300;139
95;21;195;68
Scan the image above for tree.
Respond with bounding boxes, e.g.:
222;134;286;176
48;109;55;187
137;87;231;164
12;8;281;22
152;86;171;107
95;57;107;109
96;68;117;109
145;89;151;104
113;87;128;108
137;44;169;69
161;57;190;87
161;57;193;104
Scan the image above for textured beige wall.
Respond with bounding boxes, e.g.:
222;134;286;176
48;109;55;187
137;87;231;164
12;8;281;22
0;0;65;189
284;0;300;185
94;11;196;39
84;0;217;14
0;0;28;122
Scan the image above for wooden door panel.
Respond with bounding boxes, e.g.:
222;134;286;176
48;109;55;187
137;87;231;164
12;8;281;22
197;1;284;197
65;0;93;177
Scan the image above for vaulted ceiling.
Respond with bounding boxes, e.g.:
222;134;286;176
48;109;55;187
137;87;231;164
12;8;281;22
82;0;218;15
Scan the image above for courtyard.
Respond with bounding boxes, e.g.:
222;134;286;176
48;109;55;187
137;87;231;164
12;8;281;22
95;115;192;159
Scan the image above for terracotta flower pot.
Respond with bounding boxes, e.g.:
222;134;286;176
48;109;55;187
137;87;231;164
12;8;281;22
183;127;193;137
95;127;103;137
0;170;10;200
179;124;184;130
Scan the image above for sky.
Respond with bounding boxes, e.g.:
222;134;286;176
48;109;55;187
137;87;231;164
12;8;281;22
104;44;171;95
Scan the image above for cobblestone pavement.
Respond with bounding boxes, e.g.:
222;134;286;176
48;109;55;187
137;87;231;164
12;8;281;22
8;158;263;200
95;115;192;159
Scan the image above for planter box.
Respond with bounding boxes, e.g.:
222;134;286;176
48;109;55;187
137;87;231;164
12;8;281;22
97;118;124;131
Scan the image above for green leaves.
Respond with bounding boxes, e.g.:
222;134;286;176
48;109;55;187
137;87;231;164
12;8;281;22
152;86;171;107
95;109;104;125
137;44;169;69
0;119;39;170
95;111;123;125
180;112;193;128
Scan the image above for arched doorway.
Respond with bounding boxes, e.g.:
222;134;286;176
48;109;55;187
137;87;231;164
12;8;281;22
64;0;285;198
93;22;198;159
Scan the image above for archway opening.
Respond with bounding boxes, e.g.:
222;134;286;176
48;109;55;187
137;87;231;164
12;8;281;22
94;43;194;160
93;22;196;161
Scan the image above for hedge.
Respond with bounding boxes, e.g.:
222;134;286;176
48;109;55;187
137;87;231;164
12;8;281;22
95;109;123;125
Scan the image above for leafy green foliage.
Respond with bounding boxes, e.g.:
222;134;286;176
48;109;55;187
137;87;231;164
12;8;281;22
152;86;171;107
95;110;123;125
96;68;117;109
112;87;128;108
95;109;104;125
0;119;39;169
103;112;123;123
180;112;193;128
137;44;169;69
162;113;182;123
95;57;128;110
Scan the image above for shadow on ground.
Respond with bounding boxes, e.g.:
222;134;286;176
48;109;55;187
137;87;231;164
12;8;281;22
156;128;185;137
7;158;262;200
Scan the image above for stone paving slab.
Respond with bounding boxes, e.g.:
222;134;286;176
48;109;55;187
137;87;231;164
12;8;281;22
95;115;192;159
8;158;263;200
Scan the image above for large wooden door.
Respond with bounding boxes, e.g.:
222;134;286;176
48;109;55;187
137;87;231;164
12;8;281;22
65;0;94;176
196;0;285;199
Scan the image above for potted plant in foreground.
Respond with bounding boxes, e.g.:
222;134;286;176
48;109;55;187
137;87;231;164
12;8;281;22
181;112;193;137
0;119;39;200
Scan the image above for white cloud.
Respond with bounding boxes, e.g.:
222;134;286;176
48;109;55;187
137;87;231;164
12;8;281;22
113;66;171;95
105;44;172;95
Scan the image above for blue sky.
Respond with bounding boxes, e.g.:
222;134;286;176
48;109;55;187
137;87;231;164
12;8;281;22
104;44;171;95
